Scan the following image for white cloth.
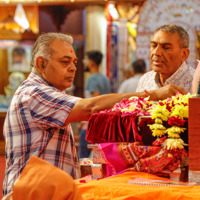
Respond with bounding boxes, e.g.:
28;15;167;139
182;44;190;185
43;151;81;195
118;74;143;93
136;62;195;93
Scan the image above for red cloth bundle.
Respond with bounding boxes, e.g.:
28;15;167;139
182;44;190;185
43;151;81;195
97;142;188;175
86;111;142;143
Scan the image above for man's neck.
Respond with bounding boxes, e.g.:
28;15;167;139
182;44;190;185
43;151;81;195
159;72;175;86
159;73;173;86
159;74;165;86
90;66;99;74
159;63;183;86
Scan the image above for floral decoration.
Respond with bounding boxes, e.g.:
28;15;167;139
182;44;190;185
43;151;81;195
149;93;193;151
96;93;193;174
100;96;153;117
101;93;193;152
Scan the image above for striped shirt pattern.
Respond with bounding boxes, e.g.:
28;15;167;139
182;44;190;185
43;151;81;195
3;72;81;195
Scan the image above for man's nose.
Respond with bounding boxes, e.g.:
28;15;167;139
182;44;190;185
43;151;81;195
152;45;162;56
68;63;77;72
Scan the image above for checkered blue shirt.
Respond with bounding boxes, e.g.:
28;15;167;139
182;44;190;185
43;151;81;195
3;72;81;195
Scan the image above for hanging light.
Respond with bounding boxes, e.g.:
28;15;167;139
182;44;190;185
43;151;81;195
0;4;30;34
108;2;119;20
14;4;30;31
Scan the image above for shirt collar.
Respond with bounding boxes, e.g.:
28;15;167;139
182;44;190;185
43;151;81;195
165;62;187;85
28;72;62;92
154;72;162;87
154;62;187;86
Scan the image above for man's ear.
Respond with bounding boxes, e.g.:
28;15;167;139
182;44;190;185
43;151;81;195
181;48;190;62
35;56;46;74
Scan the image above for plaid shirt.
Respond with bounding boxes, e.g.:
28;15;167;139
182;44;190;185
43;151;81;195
3;72;81;195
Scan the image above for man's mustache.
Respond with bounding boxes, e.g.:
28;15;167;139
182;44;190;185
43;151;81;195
152;56;165;62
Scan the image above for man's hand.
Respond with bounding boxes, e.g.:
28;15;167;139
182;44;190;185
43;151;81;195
149;84;187;101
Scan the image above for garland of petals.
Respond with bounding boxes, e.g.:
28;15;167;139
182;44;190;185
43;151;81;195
149;93;193;151
100;96;153;117
148;104;169;141
100;93;193;151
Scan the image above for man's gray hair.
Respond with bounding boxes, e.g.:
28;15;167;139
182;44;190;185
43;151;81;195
154;24;189;48
31;32;73;68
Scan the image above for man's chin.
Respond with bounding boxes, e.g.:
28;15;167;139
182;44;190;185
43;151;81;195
58;84;72;91
66;83;72;89
152;65;162;72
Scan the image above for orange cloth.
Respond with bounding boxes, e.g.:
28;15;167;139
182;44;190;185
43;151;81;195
76;171;200;200
13;156;83;200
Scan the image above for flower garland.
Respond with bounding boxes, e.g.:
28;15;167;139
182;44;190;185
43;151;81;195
100;93;193;152
100;96;153;117
149;93;193;151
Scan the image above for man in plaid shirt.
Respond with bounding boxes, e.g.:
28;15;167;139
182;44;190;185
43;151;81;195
3;32;187;196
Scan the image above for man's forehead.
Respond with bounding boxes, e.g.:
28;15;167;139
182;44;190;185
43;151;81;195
50;39;72;49
150;40;173;46
50;40;76;57
151;31;179;45
153;31;179;39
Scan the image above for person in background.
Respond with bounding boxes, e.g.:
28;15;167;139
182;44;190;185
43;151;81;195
136;24;195;93
3;32;187;196
79;50;111;158
83;50;111;97
118;59;146;93
123;62;135;80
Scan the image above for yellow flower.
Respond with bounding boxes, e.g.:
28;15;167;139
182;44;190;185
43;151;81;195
165;126;186;135
173;93;192;105
162;138;185;150
170;105;188;118
155;118;163;124
150;104;170;121
168;153;173;157
152;129;166;137
128;104;137;111
121;107;131;112
149;124;166;130
149;93;193;150
167;132;180;138
149;123;166;137
129;96;139;100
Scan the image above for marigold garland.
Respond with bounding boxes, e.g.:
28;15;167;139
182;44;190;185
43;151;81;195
149;93;193;151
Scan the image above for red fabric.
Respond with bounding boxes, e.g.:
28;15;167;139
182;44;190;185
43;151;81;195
138;117;156;145
86;111;141;143
98;142;188;175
